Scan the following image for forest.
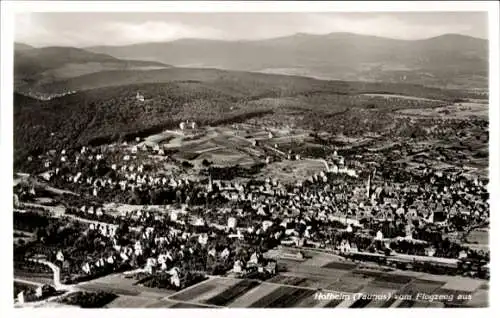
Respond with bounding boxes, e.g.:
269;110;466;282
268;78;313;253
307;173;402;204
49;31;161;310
14;68;486;168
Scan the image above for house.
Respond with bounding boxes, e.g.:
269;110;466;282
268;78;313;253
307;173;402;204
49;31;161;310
425;247;436;257
459;250;468;259
221;248;230;259
265;261;277;275
233;260;244;273
34;286;43;298
17;291;24;304
248;252;260;266
227;217;237;229
82;262;91;274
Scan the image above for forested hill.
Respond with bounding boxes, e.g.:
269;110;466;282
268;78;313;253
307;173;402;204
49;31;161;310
14;46;171;97
14;68;483;169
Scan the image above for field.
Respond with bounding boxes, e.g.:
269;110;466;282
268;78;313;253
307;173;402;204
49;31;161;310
398;101;488;119
13;244;488;308
77;273;177;298
84;249;487;308
122;123;333;182
361;93;443;102
248;285;316;308
257;159;327;183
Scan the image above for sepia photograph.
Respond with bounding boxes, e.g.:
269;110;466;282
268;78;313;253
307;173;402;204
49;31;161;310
2;1;499;312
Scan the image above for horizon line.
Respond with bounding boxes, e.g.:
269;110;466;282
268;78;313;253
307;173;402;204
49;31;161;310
15;31;488;49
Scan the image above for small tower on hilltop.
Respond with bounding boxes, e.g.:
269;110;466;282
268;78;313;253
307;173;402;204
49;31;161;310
366;173;371;199
207;173;213;192
366;168;376;199
136;92;145;102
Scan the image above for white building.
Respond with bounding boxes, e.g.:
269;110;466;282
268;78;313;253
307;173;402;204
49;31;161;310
136;92;145;102
227;217;237;229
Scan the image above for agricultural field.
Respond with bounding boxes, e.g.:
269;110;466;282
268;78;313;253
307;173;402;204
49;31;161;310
78;273;177;298
227;283;281;308
169;277;241;304
257;159;327;183
105;295;161;308
361;93;443;102
398;100;488;120
250;286;316;308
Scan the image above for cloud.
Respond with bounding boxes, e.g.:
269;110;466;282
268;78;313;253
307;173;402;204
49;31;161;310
15;13;56;46
14;12;487;47
302;13;479;40
101;21;227;45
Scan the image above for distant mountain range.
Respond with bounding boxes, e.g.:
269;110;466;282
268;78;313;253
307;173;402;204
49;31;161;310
15;42;35;51
83;32;488;90
14;45;171;97
14;32;488;97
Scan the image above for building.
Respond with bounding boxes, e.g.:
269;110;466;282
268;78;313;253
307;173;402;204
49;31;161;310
228;217;237;229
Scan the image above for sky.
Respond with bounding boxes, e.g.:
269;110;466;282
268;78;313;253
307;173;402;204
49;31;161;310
15;12;488;47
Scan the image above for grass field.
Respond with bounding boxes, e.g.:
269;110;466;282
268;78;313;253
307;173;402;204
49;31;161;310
105;295;161;308
325;272;376;293
78;274;176;298
322;261;358;271
170;277;240;303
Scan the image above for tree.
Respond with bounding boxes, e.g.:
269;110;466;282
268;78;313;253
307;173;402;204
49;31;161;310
202;159;212;167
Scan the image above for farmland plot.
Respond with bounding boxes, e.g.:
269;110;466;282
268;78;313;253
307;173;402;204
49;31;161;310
203;279;260;306
367;273;414;290
358;286;397;308
78;274;176;297
393;279;446;307
325;272;375;293
228;283;280;308
249;286;316;308
170;277;240;304
270;273;338;289
323;261;358;271
287;263;350;281
169;281;217;302
105;295;160;308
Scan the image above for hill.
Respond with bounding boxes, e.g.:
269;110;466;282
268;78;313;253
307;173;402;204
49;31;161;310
33;67;478;101
14;46;171;98
15;42;35;51
86;33;488;89
13;67;481;167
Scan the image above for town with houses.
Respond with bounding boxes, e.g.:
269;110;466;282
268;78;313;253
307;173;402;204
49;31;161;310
13;111;490;308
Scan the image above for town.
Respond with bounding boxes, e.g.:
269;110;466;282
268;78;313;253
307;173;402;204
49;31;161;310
13;105;489;308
